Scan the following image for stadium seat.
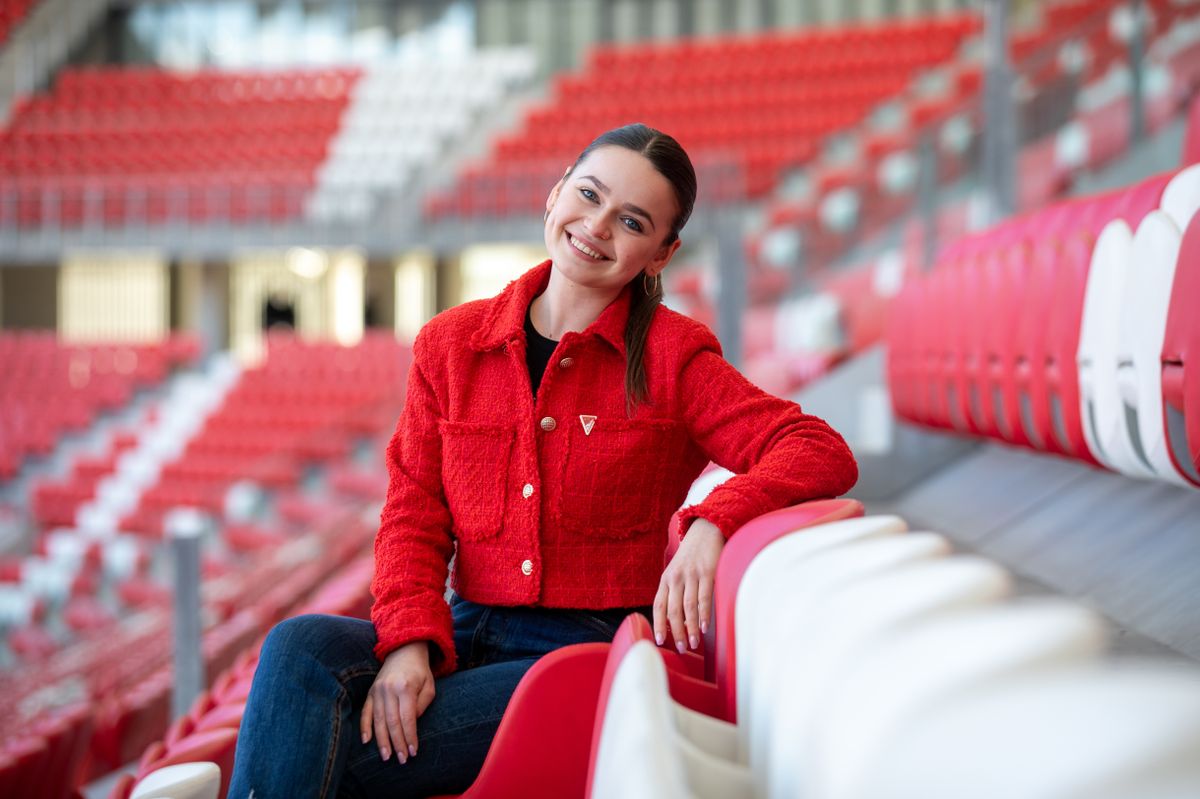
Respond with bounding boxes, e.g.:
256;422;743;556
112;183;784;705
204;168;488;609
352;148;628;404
1160;212;1200;485
130;762;220;799
850;665;1200;799
707;499;865;711
810;601;1107;799
743;533;956;781
138;727;237;799
762;556;1012;798
588;637;749;799
424;643;609;799
1077;173;1172;475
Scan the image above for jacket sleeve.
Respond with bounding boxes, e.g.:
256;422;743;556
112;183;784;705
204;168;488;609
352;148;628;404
370;331;458;675
674;342;858;540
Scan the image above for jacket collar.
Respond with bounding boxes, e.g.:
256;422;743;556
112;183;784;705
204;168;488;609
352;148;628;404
469;260;630;357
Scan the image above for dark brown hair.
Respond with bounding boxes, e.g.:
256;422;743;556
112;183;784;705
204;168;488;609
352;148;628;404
565;123;697;414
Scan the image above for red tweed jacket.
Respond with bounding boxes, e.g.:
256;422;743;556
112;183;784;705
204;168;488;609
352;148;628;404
371;261;857;673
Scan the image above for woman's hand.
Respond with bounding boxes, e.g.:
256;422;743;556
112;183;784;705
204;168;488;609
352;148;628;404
654;517;725;653
360;641;436;763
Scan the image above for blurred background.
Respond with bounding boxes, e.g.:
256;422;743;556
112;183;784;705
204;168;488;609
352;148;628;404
1;0;1199;796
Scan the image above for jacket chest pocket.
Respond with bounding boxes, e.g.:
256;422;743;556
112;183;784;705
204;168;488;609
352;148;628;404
555;418;683;539
440;421;514;541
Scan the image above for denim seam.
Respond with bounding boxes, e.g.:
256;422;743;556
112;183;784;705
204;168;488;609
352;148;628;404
468;607;492;669
323;665;379;799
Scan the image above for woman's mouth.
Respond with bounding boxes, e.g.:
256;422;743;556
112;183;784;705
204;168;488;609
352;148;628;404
567;232;607;261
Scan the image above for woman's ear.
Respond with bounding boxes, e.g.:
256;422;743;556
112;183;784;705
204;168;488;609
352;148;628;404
647;238;683;277
544;166;572;219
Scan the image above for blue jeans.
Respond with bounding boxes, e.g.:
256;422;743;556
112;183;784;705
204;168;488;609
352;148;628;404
227;596;649;799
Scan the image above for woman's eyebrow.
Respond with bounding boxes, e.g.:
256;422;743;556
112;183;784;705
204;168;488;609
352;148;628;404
580;174;657;230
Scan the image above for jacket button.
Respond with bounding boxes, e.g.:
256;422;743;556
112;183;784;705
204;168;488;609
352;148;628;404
539;416;557;432
522;483;534;499
521;559;533;576
558;357;575;368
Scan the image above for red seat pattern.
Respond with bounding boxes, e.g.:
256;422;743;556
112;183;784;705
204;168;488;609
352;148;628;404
748;0;1199;279
887;165;1193;484
0;0;40;47
0;66;361;228
425;15;979;218
1;333;198;483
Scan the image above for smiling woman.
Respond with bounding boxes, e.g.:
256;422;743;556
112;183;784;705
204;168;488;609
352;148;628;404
227;123;857;799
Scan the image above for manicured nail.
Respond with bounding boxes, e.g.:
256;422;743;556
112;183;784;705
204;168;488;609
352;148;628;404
655;633;664;646
361;732;370;744
676;640;686;654
700;620;707;634
689;634;699;650
409;745;417;758
398;752;407;765
380;747;390;761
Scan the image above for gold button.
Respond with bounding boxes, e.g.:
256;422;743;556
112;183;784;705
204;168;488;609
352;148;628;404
521;559;533;576
559;357;575;368
522;483;534;499
539;416;556;432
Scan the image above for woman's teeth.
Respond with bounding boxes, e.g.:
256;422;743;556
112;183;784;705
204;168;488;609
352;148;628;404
569;234;605;261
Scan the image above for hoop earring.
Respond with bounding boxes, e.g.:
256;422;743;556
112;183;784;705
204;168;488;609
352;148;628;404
643;272;661;296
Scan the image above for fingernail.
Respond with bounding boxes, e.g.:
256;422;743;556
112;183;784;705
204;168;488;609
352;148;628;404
655;633;664;646
700;620;708;634
409;745;417;758
361;732;370;744
689;634;699;650
676;641;686;654
398;752;407;765
380;747;390;761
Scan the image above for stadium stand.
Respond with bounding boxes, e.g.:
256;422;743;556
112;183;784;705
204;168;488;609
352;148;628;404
746;0;1200;277
0;49;536;230
1;333;199;481
424;13;982;219
0;334;408;796
887;159;1200;487
307;49;536;224
3;1;1200;797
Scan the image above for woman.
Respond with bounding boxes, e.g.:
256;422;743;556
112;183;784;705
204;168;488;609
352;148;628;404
228;124;857;798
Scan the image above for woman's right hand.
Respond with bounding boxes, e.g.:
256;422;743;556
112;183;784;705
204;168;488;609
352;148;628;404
360;641;436;763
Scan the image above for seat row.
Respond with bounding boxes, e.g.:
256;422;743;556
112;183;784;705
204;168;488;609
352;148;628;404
887;162;1200;488
427;13;978;215
0;493;379;797
0;334;199;481
127;498;1200;799
742;0;1200;277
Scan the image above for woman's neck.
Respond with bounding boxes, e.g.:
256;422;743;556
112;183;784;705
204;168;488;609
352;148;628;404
528;266;622;341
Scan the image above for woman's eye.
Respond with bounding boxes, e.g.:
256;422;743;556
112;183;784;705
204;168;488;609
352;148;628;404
622;217;644;233
580;188;598;202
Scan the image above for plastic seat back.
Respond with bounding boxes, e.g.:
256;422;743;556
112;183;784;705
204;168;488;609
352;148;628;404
812;601;1106;799
733;515;903;726
853;664;1200;799
763;556;1011;798
1160;213;1200;485
709;499;865;721
590;641;688;799
1079;217;1154;475
743;532;951;773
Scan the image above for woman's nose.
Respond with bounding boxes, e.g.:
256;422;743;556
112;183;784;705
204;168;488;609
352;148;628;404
585;210;613;239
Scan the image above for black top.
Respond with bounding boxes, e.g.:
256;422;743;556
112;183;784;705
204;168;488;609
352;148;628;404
524;303;559;398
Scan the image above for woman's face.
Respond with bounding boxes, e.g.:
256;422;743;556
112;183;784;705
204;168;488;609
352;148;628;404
544;145;682;294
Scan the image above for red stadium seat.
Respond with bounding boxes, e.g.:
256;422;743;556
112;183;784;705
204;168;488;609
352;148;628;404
1160;213;1200;485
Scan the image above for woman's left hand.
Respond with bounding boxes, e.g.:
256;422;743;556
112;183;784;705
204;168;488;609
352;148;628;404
654;517;725;653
